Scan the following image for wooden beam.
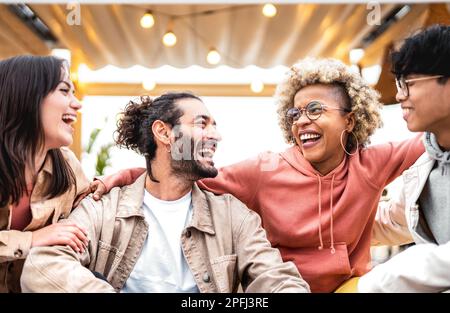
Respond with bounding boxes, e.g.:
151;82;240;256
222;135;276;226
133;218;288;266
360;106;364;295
82;83;277;97
69;57;84;160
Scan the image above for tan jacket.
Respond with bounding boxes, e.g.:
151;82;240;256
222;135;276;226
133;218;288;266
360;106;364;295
21;174;310;293
0;147;90;293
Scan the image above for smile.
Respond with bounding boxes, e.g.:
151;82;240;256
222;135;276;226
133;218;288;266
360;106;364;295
62;113;77;124
299;132;321;144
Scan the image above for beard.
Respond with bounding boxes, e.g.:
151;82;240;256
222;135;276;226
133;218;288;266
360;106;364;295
170;132;218;181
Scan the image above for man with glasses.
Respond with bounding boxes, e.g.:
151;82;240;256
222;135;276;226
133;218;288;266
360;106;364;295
359;24;450;292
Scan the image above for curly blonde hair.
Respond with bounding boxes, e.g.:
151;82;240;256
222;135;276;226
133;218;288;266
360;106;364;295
275;58;383;151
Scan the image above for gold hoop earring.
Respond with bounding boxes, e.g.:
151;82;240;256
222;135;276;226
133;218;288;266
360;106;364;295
340;130;359;156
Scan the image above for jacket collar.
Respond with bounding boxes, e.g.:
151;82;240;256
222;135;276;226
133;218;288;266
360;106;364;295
116;173;216;235
188;183;215;235
403;152;435;205
41;152;53;175
116;173;146;218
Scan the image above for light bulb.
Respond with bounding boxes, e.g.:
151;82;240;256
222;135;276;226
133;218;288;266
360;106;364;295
250;80;264;93
162;31;177;47
140;12;154;29
142;80;156;91
207;48;221;65
349;48;365;64
262;4;277;18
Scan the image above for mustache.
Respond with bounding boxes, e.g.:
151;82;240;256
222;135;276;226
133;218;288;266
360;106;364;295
197;139;218;151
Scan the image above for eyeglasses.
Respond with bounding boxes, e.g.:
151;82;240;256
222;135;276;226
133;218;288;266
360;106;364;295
286;100;351;123
395;75;444;97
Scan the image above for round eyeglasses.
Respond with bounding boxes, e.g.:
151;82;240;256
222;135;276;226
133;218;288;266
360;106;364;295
395;75;444;97
286;100;351;123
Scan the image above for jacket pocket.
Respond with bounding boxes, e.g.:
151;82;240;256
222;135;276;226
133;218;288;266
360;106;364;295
95;240;123;277
210;254;237;293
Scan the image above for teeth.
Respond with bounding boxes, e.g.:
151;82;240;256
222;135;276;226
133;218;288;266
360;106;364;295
62;114;77;123
200;148;215;157
300;133;321;141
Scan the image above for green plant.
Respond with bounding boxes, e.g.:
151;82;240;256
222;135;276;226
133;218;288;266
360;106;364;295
95;143;114;176
84;118;114;176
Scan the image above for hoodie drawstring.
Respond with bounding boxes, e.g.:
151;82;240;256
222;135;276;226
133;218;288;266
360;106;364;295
316;173;336;254
330;173;336;254
317;175;324;250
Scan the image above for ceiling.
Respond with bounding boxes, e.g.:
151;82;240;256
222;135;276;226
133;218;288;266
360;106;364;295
1;3;448;71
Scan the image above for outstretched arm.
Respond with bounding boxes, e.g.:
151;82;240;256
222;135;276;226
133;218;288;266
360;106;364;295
233;200;310;293
372;182;413;246
91;167;146;200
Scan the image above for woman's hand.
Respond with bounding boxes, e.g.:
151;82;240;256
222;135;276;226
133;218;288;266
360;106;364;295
31;222;89;253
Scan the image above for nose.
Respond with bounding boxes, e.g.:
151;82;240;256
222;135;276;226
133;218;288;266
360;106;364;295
395;89;407;104
70;95;82;111
208;125;222;142
293;111;311;127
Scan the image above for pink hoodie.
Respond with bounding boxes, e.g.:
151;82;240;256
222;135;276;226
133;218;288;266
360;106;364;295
197;135;424;292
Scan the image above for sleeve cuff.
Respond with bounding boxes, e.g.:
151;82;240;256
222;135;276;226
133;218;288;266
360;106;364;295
1;230;33;260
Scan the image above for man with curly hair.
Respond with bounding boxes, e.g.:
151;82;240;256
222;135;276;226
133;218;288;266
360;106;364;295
20;92;309;293
95;58;425;292
358;24;450;293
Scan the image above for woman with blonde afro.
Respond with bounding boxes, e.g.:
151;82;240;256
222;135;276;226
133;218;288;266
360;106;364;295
97;58;424;292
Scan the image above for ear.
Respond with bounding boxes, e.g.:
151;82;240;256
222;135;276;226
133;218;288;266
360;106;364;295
152;120;171;145
345;112;356;132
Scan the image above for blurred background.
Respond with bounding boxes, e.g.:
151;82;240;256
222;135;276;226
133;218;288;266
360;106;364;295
1;0;449;263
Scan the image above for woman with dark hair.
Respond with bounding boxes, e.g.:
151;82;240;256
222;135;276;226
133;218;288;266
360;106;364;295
0;55;90;292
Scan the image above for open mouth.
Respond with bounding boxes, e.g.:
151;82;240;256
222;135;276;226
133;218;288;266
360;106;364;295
197;141;217;162
299;132;322;145
401;107;413;120
62;113;77;125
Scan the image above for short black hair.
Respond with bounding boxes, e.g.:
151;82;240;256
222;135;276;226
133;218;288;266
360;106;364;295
391;24;450;83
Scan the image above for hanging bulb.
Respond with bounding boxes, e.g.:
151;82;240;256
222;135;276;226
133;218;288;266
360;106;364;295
140;11;155;29
142;79;156;91
207;48;221;65
349;48;365;65
262;4;277;18
250;80;264;93
162;31;177;47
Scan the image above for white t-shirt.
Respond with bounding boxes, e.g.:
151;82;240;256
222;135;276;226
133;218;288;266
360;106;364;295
121;189;199;293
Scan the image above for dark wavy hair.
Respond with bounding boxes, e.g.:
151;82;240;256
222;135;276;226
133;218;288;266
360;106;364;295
115;92;201;181
0;55;76;207
391;24;450;84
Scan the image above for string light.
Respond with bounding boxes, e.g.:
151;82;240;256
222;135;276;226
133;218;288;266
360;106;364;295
142;79;156;91
262;4;277;18
140;11;155;29
162;31;177;47
349;48;365;64
250;80;264;93
206;48;221;65
162;19;177;47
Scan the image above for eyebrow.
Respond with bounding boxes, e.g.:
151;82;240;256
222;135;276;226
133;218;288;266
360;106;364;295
59;80;73;89
194;114;217;126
